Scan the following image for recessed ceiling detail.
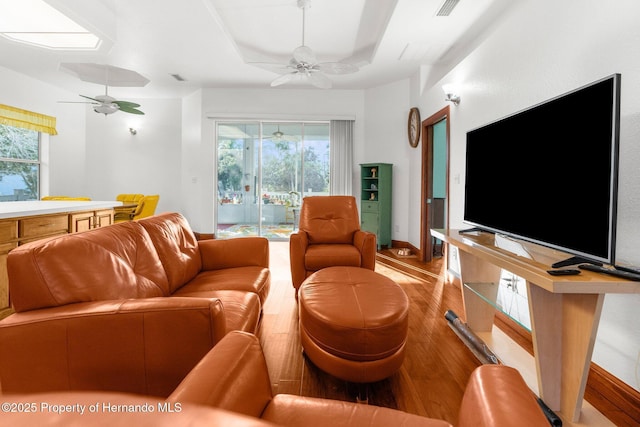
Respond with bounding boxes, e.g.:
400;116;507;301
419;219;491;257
60;63;150;87
0;0;101;50
205;0;395;67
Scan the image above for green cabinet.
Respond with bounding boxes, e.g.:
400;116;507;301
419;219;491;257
360;163;392;249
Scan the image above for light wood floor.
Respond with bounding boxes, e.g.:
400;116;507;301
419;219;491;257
257;242;480;425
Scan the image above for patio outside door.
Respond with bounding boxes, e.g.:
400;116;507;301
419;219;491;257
216;121;330;240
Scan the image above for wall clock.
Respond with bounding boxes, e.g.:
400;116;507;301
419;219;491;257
407;107;421;148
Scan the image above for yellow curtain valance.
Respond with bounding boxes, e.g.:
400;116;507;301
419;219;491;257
0;104;58;135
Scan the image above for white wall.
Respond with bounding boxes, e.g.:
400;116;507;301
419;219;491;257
181;87;365;232
400;0;640;390
83;97;182;215
363;79;412;244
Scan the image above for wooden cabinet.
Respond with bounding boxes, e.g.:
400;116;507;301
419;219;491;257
70;209;114;233
0;220;17;320
360;163;392;249
19;214;69;242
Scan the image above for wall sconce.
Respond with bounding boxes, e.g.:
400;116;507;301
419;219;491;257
442;84;460;105
129;127;137;135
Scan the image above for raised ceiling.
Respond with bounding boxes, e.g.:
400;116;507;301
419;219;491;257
0;0;514;98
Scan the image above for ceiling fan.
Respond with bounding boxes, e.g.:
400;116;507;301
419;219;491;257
253;0;358;89
77;85;144;116
59;63;147;115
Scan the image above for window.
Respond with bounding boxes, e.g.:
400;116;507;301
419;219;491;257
216;121;330;239
0;124;41;201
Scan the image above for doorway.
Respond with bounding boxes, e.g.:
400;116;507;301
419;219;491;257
420;106;450;262
215;121;330;240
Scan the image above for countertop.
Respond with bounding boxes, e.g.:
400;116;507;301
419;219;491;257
0;201;123;219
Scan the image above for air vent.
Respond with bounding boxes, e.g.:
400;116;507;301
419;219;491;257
436;0;460;16
170;73;185;81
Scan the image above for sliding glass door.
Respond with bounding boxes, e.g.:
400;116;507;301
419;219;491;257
216;121;329;240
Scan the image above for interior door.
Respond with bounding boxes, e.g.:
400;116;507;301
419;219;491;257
421;106;450;262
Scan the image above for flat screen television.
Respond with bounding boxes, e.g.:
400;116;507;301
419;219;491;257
463;74;621;266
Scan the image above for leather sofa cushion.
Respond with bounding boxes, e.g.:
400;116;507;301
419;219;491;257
8;221;169;312
299;267;409;362
171;289;261;333
262;394;451;427
139;212;202;293
299;196;360;244
304;244;362;271
176;266;270;306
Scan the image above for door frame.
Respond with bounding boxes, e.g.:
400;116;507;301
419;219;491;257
419;105;451;262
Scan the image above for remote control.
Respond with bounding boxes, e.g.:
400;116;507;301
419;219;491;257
547;269;581;276
578;264;640;281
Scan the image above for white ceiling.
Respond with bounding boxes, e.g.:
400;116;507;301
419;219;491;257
0;0;514;99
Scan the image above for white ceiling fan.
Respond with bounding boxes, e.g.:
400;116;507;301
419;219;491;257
60;85;144;116
58;63;147;115
79;86;144;116
253;0;358;89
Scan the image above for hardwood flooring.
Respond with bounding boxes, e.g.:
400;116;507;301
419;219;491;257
257;242;480;425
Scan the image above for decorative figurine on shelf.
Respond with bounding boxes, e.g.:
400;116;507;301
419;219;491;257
371;183;377;190
371;167;377;178
369;193;376;201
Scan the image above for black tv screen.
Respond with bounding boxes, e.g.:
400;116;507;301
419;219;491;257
464;74;621;265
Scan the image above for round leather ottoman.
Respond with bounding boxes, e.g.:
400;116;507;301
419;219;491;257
298;266;409;383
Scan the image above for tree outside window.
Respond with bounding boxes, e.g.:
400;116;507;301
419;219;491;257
0;124;40;201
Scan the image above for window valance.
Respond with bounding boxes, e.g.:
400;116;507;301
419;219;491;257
0;104;58;135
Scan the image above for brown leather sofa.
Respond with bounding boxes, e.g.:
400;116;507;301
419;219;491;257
289;196;376;295
0;212;270;397
1;331;550;427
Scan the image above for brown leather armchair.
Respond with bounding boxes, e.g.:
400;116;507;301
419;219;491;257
289;196;376;295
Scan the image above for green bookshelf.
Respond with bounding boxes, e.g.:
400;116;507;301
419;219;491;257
360;163;392;249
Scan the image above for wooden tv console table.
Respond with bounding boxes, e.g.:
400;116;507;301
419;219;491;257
431;229;640;422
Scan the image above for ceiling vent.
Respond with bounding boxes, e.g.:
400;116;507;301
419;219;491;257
436;0;460;16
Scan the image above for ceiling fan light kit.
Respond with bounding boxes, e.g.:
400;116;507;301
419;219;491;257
260;0;358;89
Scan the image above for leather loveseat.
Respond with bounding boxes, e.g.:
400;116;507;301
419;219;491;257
1;331;550;427
0;212;270;397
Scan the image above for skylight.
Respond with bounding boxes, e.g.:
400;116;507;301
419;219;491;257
0;0;101;50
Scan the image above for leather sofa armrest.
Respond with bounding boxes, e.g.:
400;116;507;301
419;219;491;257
457;365;549;427
0;297;226;397
353;230;377;270
289;230;309;291
199;237;269;270
167;330;273;419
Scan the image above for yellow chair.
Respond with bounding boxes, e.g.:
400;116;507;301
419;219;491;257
114;193;144;218
116;193;144;204
114;194;159;222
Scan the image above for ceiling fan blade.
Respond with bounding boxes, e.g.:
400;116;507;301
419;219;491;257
317;62;359;75
271;72;297;87
58;101;98;104
308;72;332;89
80;94;101;103
113;100;141;109
293;45;316;64
117;105;145;115
249;62;294;74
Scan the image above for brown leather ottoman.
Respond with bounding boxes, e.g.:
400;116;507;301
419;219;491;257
298;266;409;383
